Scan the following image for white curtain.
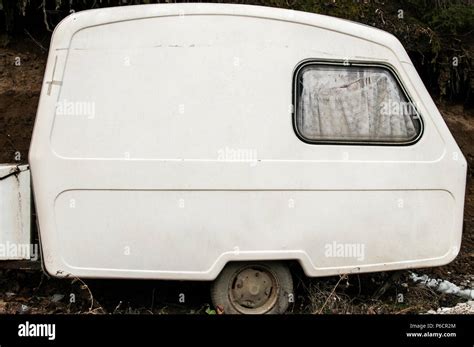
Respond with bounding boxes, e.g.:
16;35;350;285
297;67;417;141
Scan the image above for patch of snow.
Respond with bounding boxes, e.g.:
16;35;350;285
410;272;474;300
427;301;474;314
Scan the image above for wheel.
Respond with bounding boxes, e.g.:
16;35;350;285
211;261;293;314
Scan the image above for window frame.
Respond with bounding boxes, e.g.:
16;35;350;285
292;59;424;146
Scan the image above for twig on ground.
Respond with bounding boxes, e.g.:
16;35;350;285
317;274;347;314
57;271;100;313
113;301;122;314
395;305;420;314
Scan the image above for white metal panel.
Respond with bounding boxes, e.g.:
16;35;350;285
0;164;31;260
50;14;440;161
29;4;467;279
54;189;454;279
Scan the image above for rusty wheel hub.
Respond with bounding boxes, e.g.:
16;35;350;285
229;266;279;314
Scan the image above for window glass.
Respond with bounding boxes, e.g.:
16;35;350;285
295;64;421;143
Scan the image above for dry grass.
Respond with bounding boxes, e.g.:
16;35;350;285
290;270;465;314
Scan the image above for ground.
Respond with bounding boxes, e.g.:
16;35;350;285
0;42;472;314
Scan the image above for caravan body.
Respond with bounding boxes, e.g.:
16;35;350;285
29;4;466;280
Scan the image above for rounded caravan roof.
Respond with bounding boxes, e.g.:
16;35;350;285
50;3;410;62
33;2;418;166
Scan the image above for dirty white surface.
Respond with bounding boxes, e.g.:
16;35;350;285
29;4;467;280
0;164;31;260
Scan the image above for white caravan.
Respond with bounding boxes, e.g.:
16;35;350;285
1;4;468;314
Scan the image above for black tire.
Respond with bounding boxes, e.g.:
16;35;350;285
211;261;293;314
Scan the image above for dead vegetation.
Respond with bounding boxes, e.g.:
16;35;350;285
291;271;469;315
1;268;470;315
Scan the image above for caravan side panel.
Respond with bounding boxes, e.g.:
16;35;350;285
29;4;467;279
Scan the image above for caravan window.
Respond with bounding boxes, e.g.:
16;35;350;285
294;63;422;144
